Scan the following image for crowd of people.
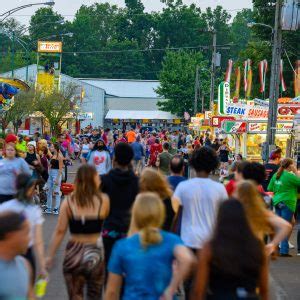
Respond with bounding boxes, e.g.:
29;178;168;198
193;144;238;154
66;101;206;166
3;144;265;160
0;126;299;300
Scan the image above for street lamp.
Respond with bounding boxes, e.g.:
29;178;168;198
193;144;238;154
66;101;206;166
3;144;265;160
0;2;55;22
247;22;274;34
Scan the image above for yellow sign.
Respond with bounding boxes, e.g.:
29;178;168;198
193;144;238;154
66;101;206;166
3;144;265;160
38;41;62;53
142;119;149;123
173;119;181;124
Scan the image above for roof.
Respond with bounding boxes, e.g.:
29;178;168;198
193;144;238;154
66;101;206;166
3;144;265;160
79;78;161;98
105;110;177;120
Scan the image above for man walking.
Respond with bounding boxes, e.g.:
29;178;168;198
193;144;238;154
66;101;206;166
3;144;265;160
168;155;186;190
101;143;139;265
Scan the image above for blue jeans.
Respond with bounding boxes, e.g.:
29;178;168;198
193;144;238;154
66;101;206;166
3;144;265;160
275;202;294;254
46;169;62;211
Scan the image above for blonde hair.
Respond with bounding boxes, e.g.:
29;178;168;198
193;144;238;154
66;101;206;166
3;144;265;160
129;192;165;248
140;168;172;200
236;180;272;239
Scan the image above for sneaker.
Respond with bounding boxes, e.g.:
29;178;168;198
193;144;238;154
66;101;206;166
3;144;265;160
43;208;52;214
297;252;300;256
53;208;59;215
279;253;293;257
279;243;295;249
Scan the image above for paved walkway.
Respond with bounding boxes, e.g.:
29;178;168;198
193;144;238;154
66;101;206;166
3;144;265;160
42;162;300;299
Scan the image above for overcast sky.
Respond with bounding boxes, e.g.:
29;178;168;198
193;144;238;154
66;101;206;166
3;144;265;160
4;0;253;25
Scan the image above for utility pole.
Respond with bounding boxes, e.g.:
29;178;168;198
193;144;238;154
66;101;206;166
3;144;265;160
266;0;283;160
194;65;199;115
11;31;15;77
210;30;217;111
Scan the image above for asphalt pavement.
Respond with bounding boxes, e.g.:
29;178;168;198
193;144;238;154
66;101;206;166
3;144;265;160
42;161;300;300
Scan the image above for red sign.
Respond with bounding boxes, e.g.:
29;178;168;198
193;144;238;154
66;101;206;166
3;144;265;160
212;116;235;128
278;106;300;116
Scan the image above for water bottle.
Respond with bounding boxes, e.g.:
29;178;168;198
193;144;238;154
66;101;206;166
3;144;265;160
35;276;48;298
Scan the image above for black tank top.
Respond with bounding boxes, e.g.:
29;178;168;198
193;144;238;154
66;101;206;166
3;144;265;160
68;198;103;234
50;158;59;169
25;152;37;166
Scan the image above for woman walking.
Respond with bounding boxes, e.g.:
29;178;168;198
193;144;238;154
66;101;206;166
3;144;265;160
140;168;175;231
46;165;110;299
191;200;268;300
0;173;46;280
0;143;31;204
105;192;194;300
25;141;42;180
235;180;291;256
268;158;300;257
45;143;64;214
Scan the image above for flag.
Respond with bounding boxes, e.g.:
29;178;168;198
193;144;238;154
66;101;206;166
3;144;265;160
234;66;241;99
280;59;287;92
244;59;252;98
225;59;233;83
258;60;268;93
295;60;300;97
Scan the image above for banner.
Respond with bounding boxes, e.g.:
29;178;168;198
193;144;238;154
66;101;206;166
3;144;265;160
295;60;300;97
225;59;233;83
244;59;252;98
280;59;287;92
234;67;241;99
258;60;268;93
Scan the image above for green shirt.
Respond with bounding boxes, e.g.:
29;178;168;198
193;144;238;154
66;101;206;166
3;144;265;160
268;170;300;212
158;151;173;175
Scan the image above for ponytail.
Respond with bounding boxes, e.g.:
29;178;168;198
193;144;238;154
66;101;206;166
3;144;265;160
276;166;284;180
140;227;162;248
276;158;294;180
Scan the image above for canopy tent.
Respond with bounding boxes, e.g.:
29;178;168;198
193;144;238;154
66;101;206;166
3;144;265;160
105;110;178;120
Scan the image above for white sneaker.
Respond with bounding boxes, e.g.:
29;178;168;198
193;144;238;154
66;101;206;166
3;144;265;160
279;242;295;249
297;253;300;256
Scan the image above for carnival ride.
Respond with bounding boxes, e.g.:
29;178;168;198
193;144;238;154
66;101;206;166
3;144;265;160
0;77;30;111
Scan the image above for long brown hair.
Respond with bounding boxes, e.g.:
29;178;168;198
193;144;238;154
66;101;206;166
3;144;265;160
236;180;272;239
128;192;165;248
276;158;294;180
73;165;102;208
140;168;172;200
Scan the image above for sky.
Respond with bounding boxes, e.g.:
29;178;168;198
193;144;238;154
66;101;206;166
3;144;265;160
4;0;253;25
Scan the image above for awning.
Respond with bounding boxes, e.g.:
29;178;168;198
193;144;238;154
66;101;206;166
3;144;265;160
105;110;178;120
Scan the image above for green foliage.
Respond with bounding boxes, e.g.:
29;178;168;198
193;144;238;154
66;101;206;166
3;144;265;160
156;51;210;116
34;84;79;135
0;88;35;132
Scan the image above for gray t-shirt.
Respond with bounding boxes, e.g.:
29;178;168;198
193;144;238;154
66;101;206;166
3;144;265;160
0;256;29;299
0;158;32;195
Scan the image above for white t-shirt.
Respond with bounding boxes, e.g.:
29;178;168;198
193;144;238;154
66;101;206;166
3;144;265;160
174;178;228;249
88;150;112;175
0;200;44;247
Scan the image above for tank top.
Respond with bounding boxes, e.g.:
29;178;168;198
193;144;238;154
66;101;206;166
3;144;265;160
0;256;29;298
68;198;103;234
50;158;59;169
25;152;37;166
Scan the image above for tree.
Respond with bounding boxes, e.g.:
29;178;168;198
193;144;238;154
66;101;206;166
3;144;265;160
0;89;35;132
230;9;253;60
34;84;80;135
156;50;210;116
28;8;65;47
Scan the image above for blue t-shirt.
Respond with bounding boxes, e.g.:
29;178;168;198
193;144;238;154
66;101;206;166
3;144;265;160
168;175;186;191
108;230;183;300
